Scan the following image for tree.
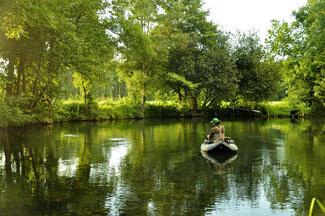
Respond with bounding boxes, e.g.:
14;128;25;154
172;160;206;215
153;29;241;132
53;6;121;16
158;0;238;110
233;32;279;103
111;0;163;116
0;0;114;115
267;0;325;112
73;73;93;115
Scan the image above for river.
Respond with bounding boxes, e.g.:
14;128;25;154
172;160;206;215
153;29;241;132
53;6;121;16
0;118;324;215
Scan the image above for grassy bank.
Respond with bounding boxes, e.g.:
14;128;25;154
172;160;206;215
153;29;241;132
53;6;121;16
257;101;309;117
55;99;186;121
0;99;311;128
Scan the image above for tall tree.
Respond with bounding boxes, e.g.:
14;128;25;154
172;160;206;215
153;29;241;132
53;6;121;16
158;0;238;110
267;0;325;112
111;0;162;116
233;32;279;103
0;0;114;115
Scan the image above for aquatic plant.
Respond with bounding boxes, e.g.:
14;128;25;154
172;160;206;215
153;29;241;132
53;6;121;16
308;197;325;216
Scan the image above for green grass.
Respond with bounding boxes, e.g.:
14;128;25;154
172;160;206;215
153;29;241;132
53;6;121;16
53;98;140;121
258;100;309;117
145;100;183;117
259;101;292;117
97;98;142;119
0;98;313;128
54;98;188;121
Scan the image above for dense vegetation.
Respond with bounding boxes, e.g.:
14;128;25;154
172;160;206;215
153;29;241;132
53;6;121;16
0;0;324;126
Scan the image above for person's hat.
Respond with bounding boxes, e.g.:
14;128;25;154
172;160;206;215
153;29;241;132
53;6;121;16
210;118;221;124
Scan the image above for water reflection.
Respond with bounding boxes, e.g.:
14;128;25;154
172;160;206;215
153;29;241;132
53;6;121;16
0;119;324;215
201;151;238;175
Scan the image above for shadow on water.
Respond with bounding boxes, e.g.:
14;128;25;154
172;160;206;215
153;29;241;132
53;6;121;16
0;118;323;215
201;151;238;176
201;151;238;165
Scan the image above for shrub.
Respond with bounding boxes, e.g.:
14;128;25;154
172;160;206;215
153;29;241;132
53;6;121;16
145;101;181;117
0;99;29;127
54;99;98;121
97;98;141;119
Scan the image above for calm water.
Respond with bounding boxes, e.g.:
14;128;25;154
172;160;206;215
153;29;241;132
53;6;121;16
0;119;324;216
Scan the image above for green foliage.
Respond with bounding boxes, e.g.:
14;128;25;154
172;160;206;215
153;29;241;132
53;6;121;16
55;99;90;121
1;0;320;125
159;0;238;110
197;44;239;108
258;101;293;117
145;101;183;117
166;73;198;90
72;72;96;115
56;98;101;121
0;0;114;116
267;0;325;111
0;99;29;127
119;71;149;104
97;98;142;119
111;0;163;117
233;32;280;102
73;73;92;95
54;99;187;121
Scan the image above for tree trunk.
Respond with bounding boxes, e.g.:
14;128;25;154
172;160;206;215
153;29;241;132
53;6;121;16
16;58;24;96
190;95;198;111
6;56;15;97
141;95;146;118
83;85;88;114
22;65;26;94
177;90;183;102
189;92;199;111
82;81;91;116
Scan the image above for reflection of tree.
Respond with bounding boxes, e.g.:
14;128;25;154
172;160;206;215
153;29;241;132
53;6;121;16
2;129;12;184
263;163;305;214
76;125;92;184
0;125;110;215
234;119;325;216
0;119;324;215
280;120;325;215
118;120;222;215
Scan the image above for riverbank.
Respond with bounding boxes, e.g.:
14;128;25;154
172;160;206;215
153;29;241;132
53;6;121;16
0;99;310;128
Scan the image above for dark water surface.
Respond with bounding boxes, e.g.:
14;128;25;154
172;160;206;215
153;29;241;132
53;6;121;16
0;119;324;216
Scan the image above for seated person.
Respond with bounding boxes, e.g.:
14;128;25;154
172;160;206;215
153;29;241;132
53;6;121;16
208;118;225;143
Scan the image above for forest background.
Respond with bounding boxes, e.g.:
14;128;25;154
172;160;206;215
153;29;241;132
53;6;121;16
0;0;324;127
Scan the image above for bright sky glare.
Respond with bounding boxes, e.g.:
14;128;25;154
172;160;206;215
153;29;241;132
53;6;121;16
203;0;307;40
